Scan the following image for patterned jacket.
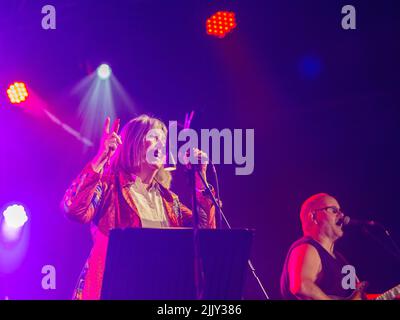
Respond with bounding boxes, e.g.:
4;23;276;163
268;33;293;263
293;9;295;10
61;163;216;300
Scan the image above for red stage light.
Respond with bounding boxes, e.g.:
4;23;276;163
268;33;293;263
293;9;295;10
206;11;237;38
7;82;28;104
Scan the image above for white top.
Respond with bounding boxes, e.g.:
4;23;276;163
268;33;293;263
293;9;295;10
129;175;170;228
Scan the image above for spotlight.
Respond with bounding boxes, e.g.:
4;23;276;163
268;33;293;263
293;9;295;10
1;204;30;270
3;205;28;229
97;64;112;80
7;82;28;104
206;11;237;38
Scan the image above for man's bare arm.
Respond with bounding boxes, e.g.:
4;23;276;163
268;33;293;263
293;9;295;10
288;244;333;300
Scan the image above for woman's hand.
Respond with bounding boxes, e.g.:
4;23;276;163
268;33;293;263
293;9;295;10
91;117;122;173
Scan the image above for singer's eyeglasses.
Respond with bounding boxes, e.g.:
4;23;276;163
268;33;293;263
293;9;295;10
315;206;344;216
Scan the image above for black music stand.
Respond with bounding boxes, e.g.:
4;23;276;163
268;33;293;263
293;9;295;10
100;228;253;300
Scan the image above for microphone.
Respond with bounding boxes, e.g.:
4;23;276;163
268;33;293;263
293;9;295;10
342;216;377;227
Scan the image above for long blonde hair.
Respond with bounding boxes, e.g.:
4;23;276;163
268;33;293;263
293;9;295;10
111;114;171;189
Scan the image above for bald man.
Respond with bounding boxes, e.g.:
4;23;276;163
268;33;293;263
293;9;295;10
280;193;365;300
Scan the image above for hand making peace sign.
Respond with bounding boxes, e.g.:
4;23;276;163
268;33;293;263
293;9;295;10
91;117;122;173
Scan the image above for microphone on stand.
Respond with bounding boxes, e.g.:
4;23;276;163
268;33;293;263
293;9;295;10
342;216;377;227
342;215;391;239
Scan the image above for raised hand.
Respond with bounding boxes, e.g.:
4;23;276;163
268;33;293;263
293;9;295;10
91;117;122;173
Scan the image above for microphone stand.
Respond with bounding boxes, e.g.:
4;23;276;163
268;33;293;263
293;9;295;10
196;167;271;300
374;223;400;259
361;223;400;264
190;167;205;300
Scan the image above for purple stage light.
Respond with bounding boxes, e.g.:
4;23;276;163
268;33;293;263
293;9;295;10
3;205;28;229
0;204;30;273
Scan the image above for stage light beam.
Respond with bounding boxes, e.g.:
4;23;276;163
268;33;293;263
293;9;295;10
73;61;135;146
1;204;30;271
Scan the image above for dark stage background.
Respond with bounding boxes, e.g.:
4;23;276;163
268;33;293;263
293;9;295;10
0;0;399;299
